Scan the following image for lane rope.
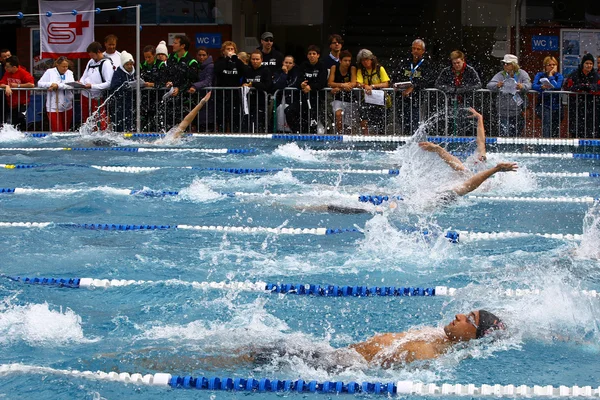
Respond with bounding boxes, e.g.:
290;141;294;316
0;147;255;154
0;363;597;397
0;222;584;242
8;275;600;300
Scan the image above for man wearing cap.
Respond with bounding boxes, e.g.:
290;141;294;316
258;32;284;80
486;54;531;137
229;309;506;370
563;53;599;137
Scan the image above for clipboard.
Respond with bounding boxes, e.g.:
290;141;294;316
66;82;87;89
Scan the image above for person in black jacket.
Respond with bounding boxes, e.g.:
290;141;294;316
394;39;436;134
272;56;300;132
258;32;284;82
563;53;599;138
242;51;272;132
284;45;327;133
214;41;247;132
435;50;482;135
162;35;199;130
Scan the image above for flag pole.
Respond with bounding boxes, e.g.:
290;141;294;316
135;4;141;133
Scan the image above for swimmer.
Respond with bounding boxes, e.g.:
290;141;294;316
172;91;212;138
238;309;505;370
123;309;504;372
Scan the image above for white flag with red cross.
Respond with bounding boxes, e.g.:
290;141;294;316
39;0;95;58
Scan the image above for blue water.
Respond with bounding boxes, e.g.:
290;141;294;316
0;128;600;399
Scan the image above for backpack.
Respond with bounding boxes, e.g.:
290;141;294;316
87;57;114;83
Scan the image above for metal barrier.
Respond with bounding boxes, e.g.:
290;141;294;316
2;86;599;138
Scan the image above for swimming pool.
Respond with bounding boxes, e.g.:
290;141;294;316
0;126;599;399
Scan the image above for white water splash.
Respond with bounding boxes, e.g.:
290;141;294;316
177;178;223;202
574;203;600;260
273;142;321;163
0;302;94;345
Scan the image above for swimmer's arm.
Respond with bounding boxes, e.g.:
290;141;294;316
453;162;517;196
173;91;212;137
469;108;487;161
418;142;467;172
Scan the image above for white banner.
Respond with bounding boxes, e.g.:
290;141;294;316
39;0;94;59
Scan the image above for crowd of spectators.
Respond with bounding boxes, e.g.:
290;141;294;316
2;32;600;137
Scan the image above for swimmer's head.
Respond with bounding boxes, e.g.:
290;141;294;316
444;310;505;342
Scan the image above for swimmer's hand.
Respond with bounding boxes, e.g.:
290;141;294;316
200;91;212;106
467;107;483;121
418;142;441;152
495;162;517;172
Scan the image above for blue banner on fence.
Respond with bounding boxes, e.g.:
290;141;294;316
196;33;222;49
532;35;559;51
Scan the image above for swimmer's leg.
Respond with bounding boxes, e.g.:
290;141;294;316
173;91;212;137
418;142;467;172
452;162;517;196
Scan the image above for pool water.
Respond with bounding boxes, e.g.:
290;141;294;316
0;126;600;399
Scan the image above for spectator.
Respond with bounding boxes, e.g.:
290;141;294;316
284;45;327;133
79;41;114;131
214;41;246;132
486;54;531;137
258;32;284;79
356;48;390;135
328;50;357;134
109;51;138;132
237;52;250;66
103;34;121;68
189;46;215;132
37;56;74;132
435;50;481;135
0;49;11;80
156;40;169;64
563;53;599;138
321;34;344;71
140;45;160;88
0;55;34;130
532;56;564;138
139;45;162;132
394;38;436;134
272;55;300;132
154;41;170;88
164;35;199;129
242;51;272;132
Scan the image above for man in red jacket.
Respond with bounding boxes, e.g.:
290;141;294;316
0;55;34;130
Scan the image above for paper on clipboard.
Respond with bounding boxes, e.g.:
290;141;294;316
364;89;385;106
241;86;250;115
393;81;413;90
66;82;86;89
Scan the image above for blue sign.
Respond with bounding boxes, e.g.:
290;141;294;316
196;33;222;49
532;36;559;51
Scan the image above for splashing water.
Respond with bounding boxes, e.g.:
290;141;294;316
0;301;93;345
273;143;321;163
575;203;600;260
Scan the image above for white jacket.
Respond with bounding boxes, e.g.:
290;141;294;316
37;67;75;112
80;57;115;99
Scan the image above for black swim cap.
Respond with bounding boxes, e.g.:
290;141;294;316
476;310;505;338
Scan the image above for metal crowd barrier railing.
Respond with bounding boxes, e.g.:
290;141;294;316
1;86;599;138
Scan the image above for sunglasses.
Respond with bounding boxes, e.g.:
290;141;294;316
263;38;273;42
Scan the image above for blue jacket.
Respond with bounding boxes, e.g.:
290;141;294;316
532;71;564;109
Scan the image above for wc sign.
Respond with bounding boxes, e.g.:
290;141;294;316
532;36;559;51
196;33;222;49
